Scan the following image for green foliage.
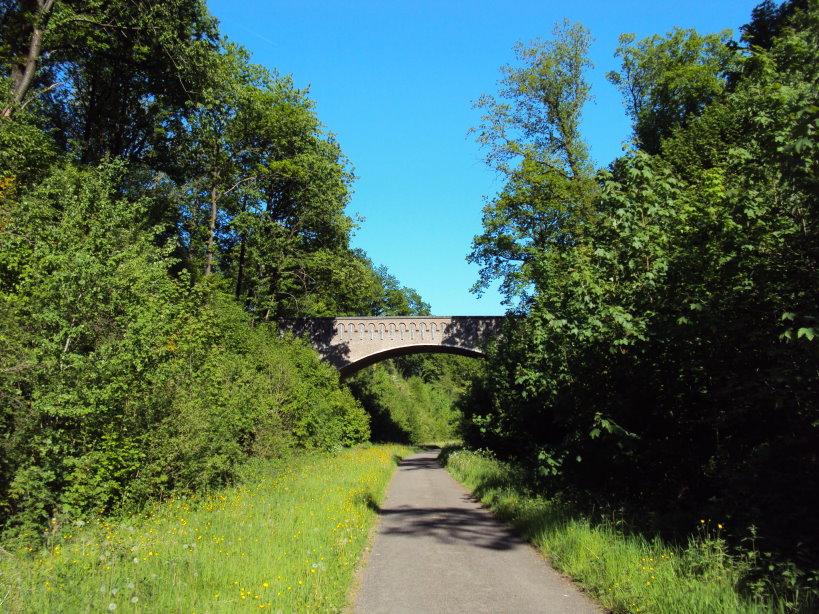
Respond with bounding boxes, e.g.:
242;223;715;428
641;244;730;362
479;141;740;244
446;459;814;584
369;265;431;316
0;445;409;613
0;0;425;539
469;20;598;303
0;160;369;534
607;28;738;154
348;356;479;444
465;2;819;601
443;448;814;613
41;0;218;163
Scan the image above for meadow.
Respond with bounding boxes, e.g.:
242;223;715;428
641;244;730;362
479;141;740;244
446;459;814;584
0;445;410;613
442;448;812;614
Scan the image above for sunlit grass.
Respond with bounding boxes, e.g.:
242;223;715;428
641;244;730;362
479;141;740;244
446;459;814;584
0;444;410;613
442;448;802;614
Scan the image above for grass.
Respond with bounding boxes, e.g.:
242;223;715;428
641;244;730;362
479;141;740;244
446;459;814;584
0;444;411;613
442;447;809;614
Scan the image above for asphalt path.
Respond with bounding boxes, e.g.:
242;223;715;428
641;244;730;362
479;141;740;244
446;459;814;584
351;449;602;614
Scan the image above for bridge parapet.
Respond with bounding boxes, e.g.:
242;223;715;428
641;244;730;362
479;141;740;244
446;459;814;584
277;316;504;376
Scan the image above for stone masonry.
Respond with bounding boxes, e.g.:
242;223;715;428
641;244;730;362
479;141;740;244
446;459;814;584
276;316;505;377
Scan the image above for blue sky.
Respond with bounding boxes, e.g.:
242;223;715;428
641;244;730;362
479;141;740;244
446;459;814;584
206;0;761;315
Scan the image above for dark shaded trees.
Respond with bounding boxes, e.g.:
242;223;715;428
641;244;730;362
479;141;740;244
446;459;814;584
463;1;819;599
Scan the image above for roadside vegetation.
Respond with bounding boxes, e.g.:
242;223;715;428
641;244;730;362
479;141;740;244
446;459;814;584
347;355;481;444
443;447;812;614
0;0;426;540
2;0;817;613
0;444;410;613
461;1;818;610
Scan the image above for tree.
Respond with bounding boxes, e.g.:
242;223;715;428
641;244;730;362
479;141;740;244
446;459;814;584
1;0;219;161
0;0;57;118
740;0;808;50
606;27;738;154
465;3;819;589
370;265;431;316
468;21;598;304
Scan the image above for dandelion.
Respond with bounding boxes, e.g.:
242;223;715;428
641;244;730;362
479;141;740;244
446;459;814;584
130;597;138;604
108;604;117;611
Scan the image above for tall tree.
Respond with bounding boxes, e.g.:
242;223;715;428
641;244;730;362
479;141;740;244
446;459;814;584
741;0;808;49
469;21;598;304
1;0;219;161
464;2;819;584
606;27;738;154
0;0;57;118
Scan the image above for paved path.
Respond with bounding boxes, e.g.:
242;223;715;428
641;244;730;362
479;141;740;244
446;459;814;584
352;449;602;614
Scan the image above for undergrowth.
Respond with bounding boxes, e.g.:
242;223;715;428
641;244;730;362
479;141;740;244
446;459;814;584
0;444;410;613
441;447;816;614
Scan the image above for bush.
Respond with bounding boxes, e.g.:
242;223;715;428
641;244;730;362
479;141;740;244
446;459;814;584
0;161;369;537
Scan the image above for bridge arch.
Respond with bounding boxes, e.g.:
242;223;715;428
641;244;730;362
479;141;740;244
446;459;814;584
276;316;504;377
337;343;487;377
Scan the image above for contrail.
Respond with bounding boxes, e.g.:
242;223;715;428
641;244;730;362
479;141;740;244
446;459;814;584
239;25;278;48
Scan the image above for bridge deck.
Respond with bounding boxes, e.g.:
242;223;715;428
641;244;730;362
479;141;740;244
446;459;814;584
276;316;504;376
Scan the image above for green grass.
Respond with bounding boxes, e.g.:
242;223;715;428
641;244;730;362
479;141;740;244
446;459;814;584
0;444;411;613
442;448;807;614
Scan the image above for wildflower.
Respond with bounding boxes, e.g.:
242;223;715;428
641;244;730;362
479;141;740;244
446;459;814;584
108;604;117;611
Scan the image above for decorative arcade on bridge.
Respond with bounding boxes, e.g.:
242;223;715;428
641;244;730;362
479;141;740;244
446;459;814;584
277;316;505;377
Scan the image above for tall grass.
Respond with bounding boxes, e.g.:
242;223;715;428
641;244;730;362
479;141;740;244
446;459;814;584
442;448;810;614
0;445;410;613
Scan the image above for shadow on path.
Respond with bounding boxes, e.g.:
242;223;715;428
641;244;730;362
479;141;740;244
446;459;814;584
352;449;603;614
378;503;519;551
375;452;523;551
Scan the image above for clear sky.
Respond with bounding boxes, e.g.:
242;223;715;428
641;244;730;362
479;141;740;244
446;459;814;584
205;0;761;315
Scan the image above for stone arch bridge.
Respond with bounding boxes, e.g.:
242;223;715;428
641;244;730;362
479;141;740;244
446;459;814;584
276;316;505;377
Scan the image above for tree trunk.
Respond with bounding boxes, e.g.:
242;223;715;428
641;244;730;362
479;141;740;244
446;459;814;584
204;183;219;276
235;197;248;298
2;0;57;119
